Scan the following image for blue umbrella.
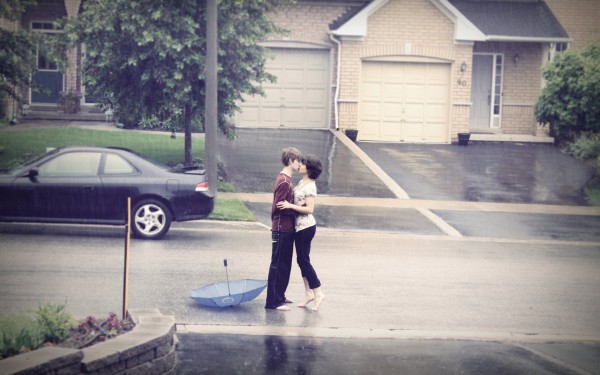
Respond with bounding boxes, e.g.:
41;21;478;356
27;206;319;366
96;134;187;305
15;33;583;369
190;259;267;307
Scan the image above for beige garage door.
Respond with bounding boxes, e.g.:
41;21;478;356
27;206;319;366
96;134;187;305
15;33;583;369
235;48;329;128
360;61;450;142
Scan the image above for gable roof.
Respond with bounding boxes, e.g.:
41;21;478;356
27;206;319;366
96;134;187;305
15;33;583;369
330;0;569;43
449;0;570;42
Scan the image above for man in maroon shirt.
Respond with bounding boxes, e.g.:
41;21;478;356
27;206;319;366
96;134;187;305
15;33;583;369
265;147;302;311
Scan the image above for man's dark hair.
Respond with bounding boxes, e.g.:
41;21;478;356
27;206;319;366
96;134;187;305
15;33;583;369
281;147;301;166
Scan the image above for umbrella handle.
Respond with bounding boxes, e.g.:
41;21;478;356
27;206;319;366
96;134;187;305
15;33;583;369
224;258;231;295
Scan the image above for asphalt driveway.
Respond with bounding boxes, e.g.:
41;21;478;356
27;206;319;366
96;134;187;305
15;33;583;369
357;141;594;206
218;129;595;206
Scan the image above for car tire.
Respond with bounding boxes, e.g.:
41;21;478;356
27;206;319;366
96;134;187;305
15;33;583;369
131;199;172;240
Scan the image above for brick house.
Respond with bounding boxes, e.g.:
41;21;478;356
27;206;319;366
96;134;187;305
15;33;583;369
237;0;599;143
5;0;600;143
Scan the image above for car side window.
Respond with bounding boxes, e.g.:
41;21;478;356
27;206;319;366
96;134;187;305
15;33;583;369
103;154;137;175
38;152;101;177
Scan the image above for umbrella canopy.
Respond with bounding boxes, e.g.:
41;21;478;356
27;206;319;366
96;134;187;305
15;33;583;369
190;279;267;307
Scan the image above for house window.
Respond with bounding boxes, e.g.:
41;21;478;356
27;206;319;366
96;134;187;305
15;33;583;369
31;21;62;71
555;42;568;53
491;54;503;128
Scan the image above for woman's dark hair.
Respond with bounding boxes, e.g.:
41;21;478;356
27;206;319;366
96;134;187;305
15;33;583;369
303;154;322;180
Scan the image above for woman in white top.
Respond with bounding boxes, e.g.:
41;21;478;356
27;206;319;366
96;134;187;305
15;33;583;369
277;154;325;311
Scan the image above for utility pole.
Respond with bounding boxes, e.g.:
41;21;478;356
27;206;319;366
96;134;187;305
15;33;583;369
205;0;218;197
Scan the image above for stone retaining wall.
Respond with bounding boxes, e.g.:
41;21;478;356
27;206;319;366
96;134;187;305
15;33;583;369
0;308;177;375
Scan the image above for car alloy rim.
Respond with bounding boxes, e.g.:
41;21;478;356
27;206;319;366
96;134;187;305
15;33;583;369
134;203;166;236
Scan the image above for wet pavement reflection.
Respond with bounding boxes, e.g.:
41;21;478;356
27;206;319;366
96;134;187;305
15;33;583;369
357;142;594;205
176;333;586;374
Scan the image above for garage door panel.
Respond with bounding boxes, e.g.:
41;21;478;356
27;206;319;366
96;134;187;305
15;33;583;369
236;48;329;128
283;88;304;106
427;85;448;100
423;123;447;142
381;103;403;120
306;108;326;124
382;84;404;100
362;120;381;139
306;89;326;104
403;123;423;141
425;104;447;122
362;102;381;120
306;69;328;85
404;84;426;101
381;122;402;139
362;82;382;101
360;61;449;142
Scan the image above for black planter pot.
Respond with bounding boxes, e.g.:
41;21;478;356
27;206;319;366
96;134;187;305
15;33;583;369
345;129;358;142
457;132;471;146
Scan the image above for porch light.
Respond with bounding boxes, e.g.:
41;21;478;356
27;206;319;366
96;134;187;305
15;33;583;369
21;104;29;117
513;54;520;63
460;62;467;72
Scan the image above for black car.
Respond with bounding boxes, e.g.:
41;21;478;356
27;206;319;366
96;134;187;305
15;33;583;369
0;146;214;239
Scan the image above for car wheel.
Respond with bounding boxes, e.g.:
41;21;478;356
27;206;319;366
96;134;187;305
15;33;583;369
132;199;172;240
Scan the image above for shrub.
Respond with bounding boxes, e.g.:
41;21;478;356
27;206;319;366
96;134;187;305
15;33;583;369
0;315;43;359
35;303;76;344
564;133;600;160
535;42;600;142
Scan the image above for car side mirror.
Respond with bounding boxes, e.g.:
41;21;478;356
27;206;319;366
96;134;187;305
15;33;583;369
27;168;39;179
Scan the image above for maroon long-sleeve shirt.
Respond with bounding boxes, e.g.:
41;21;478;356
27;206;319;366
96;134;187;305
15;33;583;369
271;172;295;232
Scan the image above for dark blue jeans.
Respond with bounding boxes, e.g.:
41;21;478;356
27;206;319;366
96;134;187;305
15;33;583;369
265;231;294;309
295;225;321;289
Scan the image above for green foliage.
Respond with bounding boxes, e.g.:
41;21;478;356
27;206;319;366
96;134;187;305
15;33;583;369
0;315;43;359
209;199;255;221
35;303;76;344
535;43;600;141
0;0;40;104
0;128;205;170
564;133;600;160
53;0;287;137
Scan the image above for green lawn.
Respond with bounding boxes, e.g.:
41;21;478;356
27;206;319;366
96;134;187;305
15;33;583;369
0;127;255;221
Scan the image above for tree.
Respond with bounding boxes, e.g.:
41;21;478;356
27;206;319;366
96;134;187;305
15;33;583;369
535;42;600;141
0;0;39;108
55;0;287;165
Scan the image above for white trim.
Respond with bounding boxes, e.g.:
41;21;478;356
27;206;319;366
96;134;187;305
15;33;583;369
430;0;486;41
260;41;330;49
486;35;571;43
338;99;360;103
363;55;452;63
331;0;390;37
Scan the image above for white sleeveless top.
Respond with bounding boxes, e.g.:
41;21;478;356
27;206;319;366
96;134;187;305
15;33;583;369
294;180;317;232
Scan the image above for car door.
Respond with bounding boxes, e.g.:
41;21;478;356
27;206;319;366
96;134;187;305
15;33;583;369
98;152;139;220
34;151;103;220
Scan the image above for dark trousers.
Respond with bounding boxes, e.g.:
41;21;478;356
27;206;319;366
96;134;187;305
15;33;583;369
265;231;294;309
295;225;321;289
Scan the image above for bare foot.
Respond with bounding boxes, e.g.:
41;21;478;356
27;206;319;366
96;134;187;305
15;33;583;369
297;296;315;308
312;294;326;311
275;305;290;311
